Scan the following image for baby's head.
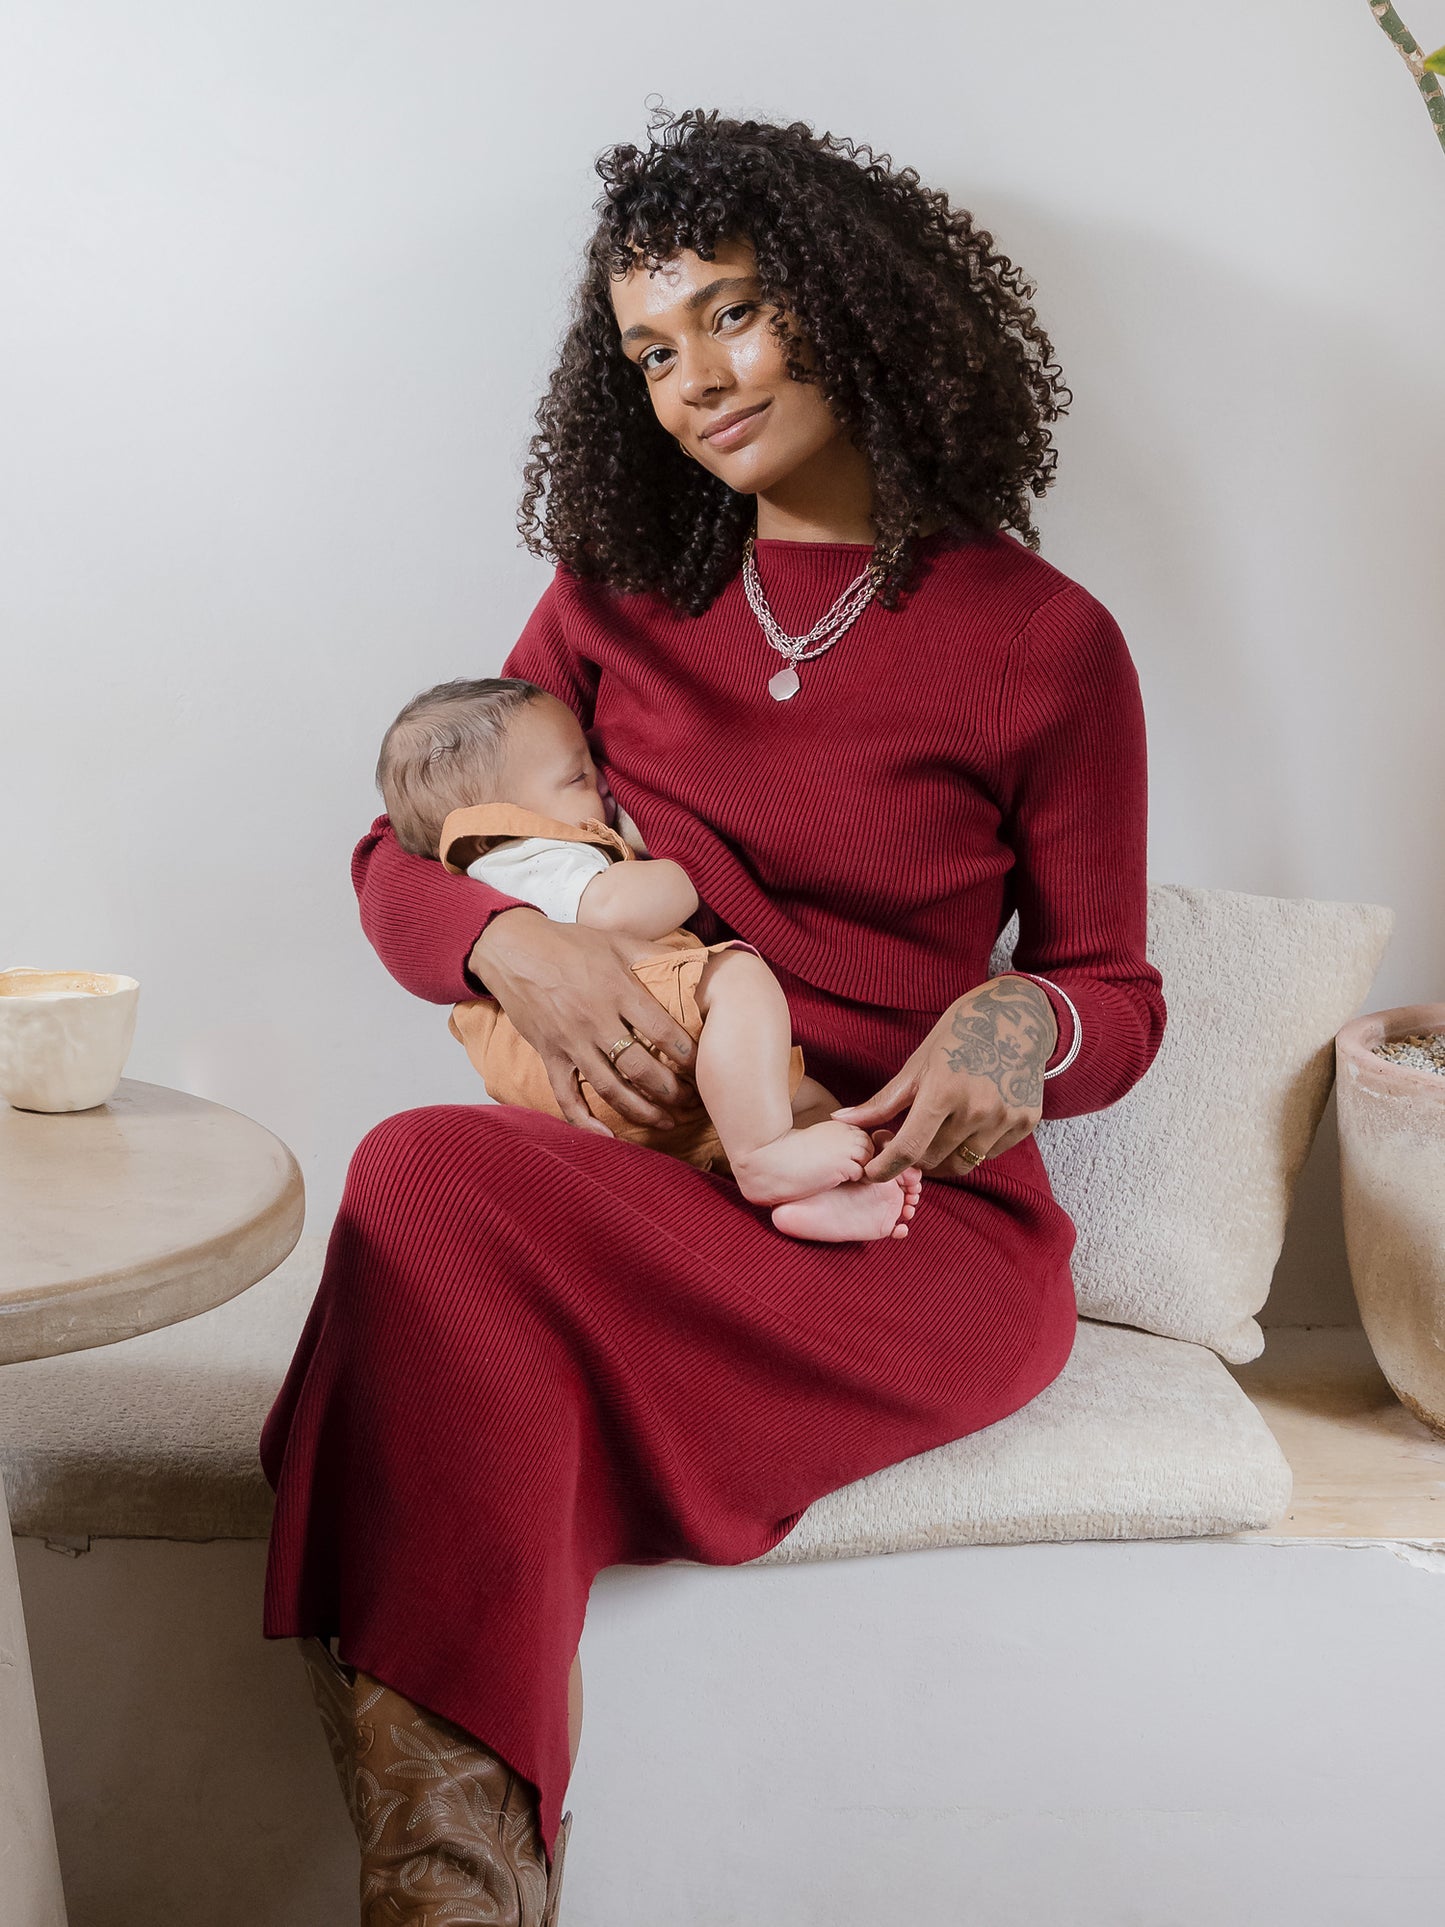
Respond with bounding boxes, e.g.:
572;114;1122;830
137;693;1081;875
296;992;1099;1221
376;678;608;857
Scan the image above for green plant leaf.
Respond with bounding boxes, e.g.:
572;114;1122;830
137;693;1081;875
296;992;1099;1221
1423;41;1445;75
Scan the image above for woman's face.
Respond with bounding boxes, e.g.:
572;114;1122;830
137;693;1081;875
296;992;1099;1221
610;235;847;496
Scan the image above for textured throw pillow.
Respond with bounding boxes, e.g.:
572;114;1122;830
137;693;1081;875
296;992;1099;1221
990;884;1395;1363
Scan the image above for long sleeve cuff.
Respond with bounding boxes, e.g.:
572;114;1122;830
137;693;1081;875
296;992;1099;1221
995;965;1164;1120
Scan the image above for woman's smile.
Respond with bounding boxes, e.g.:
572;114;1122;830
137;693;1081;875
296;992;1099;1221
700;399;772;450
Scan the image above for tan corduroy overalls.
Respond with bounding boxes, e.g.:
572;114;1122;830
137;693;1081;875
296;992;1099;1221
439;802;806;1175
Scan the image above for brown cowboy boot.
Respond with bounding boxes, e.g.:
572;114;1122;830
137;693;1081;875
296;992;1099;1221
299;1635;572;1926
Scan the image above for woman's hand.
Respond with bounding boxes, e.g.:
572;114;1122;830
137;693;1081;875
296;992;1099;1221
831;976;1058;1183
469;908;703;1136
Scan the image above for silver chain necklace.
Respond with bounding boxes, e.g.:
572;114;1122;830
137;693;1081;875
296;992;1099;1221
742;529;902;701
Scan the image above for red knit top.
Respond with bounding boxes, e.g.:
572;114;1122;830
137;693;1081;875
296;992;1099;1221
352;526;1165;1123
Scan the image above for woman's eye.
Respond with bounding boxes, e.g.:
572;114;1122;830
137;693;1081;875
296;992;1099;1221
637;305;753;377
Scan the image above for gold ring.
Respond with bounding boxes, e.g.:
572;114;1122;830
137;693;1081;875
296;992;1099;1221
956;1145;986;1168
604;1035;635;1067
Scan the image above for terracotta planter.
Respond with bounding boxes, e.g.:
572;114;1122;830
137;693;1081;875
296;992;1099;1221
1336;1001;1445;1436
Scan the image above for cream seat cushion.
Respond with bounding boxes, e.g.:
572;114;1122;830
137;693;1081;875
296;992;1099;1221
0;1237;1291;1547
991;883;1394;1363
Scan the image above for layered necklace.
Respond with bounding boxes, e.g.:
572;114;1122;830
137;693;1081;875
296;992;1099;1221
741;524;904;701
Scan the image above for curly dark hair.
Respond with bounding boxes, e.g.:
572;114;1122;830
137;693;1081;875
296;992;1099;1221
516;101;1072;616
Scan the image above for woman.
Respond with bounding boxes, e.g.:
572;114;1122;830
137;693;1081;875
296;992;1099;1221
261;103;1166;1924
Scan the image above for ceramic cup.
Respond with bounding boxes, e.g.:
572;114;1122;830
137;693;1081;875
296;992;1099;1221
0;967;140;1113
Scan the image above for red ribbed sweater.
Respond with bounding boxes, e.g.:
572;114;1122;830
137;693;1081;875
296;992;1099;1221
353;526;1165;1118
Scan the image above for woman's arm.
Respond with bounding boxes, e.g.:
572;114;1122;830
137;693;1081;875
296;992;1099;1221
992;582;1167;1121
351;817;531;1005
839;583;1167;1179
352;570;603;1005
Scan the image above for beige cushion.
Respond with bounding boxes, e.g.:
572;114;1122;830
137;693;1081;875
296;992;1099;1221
761;1317;1291;1560
1;1236;1290;1547
991;883;1394;1363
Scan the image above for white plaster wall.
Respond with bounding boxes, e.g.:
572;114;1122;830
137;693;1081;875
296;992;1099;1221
17;1536;1445;1925
2;7;1441;1298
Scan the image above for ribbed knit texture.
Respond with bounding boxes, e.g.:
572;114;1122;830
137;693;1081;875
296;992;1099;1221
260;527;1166;1857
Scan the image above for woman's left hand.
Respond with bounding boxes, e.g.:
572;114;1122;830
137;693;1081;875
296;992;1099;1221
831;976;1058;1183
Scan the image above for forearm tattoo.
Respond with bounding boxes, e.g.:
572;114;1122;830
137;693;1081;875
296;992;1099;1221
942;977;1056;1106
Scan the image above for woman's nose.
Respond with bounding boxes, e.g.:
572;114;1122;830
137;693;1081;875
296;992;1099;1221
674;341;730;403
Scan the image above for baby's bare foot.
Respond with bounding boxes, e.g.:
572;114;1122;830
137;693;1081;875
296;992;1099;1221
770;1165;924;1244
728;1119;875;1208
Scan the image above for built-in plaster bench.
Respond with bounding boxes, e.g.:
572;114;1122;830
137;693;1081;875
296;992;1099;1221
3;882;1417;1926
6;1263;1440;1555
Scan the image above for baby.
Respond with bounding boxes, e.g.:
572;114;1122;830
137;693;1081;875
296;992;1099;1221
375;676;923;1243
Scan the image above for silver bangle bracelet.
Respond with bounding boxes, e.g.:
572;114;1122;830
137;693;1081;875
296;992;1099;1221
1005;971;1082;1078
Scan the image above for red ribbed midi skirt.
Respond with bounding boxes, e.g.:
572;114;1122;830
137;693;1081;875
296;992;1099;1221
260;975;1080;1859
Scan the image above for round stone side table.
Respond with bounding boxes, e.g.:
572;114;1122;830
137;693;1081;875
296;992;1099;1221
0;1078;304;1926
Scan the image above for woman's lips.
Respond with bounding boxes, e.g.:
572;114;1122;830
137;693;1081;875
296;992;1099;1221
702;401;771;450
